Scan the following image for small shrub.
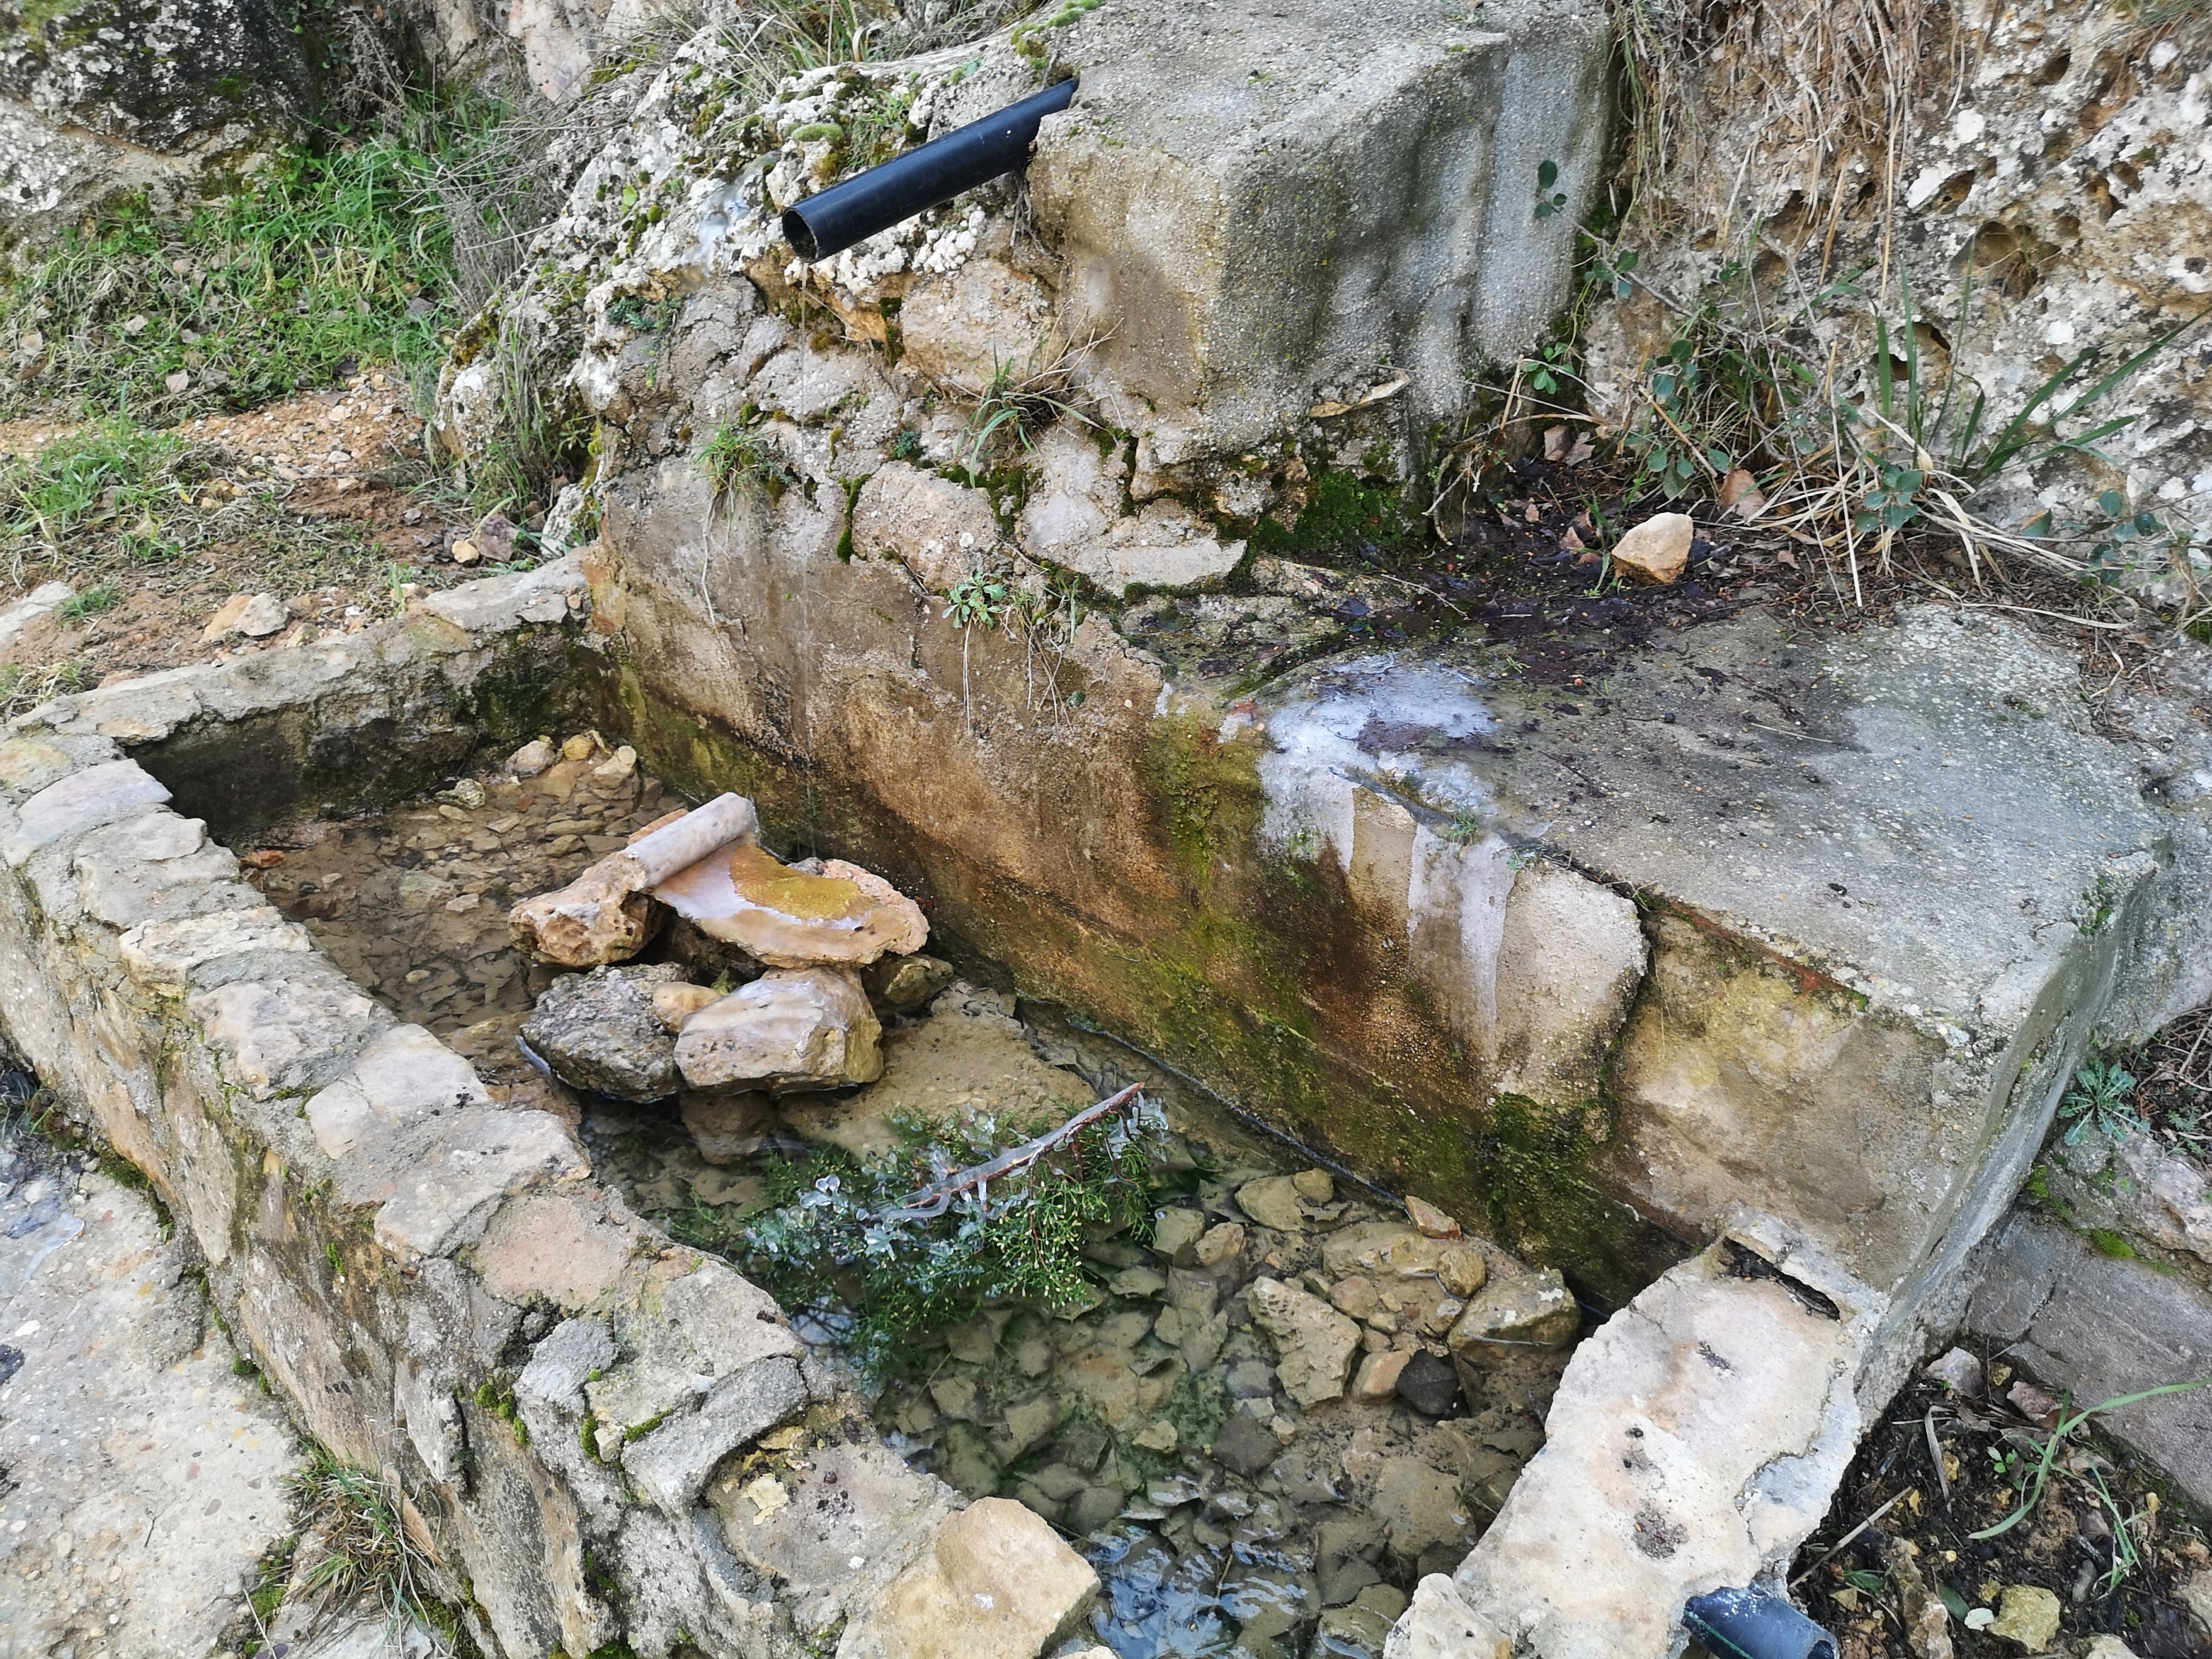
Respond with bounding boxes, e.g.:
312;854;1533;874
734;1094;1165;1379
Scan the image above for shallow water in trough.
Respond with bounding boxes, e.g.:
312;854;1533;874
244;740;1574;1659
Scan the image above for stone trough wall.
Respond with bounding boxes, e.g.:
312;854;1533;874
0;558;1101;1659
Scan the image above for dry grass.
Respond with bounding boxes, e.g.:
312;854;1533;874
1612;0;1963;277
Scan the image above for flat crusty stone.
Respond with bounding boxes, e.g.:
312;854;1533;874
839;1497;1100;1659
652;845;927;969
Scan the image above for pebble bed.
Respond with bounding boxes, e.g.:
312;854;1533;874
243;733;1577;1659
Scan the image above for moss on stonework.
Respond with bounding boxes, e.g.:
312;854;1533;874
1247;468;1415;561
596;663;1669;1303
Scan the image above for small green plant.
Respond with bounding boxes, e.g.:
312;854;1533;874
1518;340;1574;397
58;581;118;618
286;1446;444;1631
1970;1380;2209;1541
956;343;1096;474
734;1094;1165;1380
1533;159;1569;220
0;422;190;558
943;567;1015;731
699;418;791;503
2059;1057;2148;1145
0;138;466;424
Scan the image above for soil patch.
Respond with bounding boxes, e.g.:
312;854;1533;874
1795;1368;2212;1657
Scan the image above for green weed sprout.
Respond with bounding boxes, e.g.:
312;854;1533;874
2059;1057;2148;1146
1969;1379;2208;1541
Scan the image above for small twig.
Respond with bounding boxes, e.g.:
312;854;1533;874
1789;1490;1910;1586
1952;602;2130;631
879;1084;1145;1221
1925;1408;1951;1506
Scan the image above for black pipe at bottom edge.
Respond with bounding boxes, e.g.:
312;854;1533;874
1684;1586;1838;1659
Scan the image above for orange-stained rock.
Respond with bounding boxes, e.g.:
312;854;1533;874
652;842;928;969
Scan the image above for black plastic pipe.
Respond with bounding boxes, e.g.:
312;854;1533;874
780;77;1077;261
1684;1587;1837;1659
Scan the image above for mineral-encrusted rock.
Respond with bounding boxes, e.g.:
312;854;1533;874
673;967;884;1093
1236;1174;1306;1232
839;1497;1099;1659
1247;1276;1361;1406
851;462;1004;591
1445;1270;1579;1361
652;842;928;970
680;1091;773;1163
652;981;721;1032
510;792;759;966
521;962;687;1100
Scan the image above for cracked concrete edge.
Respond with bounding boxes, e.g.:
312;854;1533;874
0;560;917;1658
1397;1213;1885;1659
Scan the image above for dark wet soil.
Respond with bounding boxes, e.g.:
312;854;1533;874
1797;1368;2212;1658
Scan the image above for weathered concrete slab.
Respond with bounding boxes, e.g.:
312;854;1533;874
1033;0;1608;461
1247;606;2167;1382
1398;1217;1878;1659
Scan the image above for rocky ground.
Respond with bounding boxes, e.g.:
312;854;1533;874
0;377;531;716
586;1001;1577;1659
1800;1357;2212;1659
0;1108;301;1659
240;729;683;1117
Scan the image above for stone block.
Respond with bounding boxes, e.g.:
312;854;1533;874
839;1497;1099;1659
371;1108;591;1262
623;1354;809;1516
1030;0;1609;460
1964;1213;2212;1509
120;904;310;989
186;973;390;1097
424;554;584;633
851;461;1003;592
714;1439;959;1637
3;759;171;866
73;811;248;929
471;1188;645;1312
517;1318;618;1413
1384;1577;1511;1659
305;1023;495;1161
674;967;883;1093
586;1256;808;1435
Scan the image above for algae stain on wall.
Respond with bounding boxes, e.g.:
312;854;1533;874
600;659;1671;1299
